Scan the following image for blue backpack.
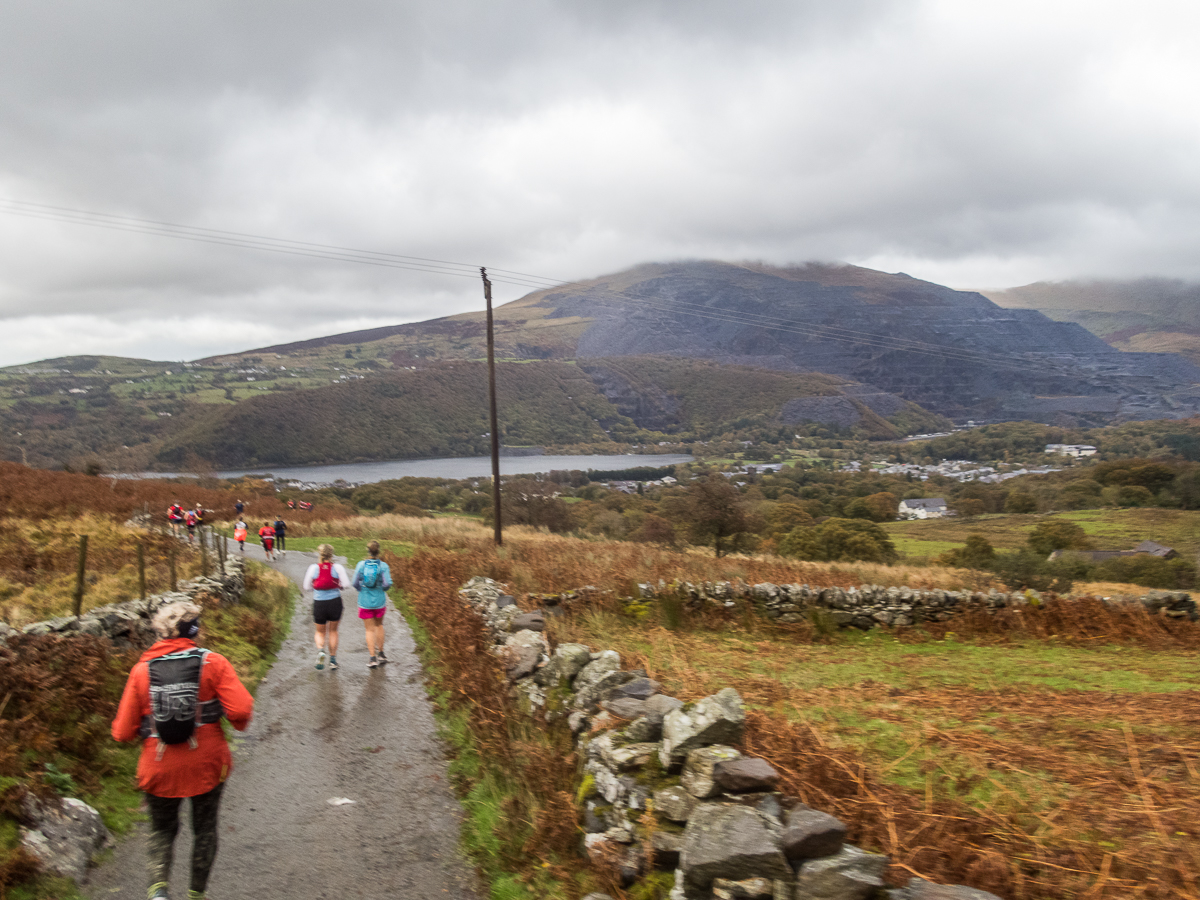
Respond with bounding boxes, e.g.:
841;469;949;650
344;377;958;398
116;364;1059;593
359;558;383;590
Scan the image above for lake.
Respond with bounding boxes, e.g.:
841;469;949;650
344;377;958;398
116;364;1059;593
213;453;694;485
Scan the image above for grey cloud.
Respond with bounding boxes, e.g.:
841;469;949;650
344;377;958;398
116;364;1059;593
1;1;1199;364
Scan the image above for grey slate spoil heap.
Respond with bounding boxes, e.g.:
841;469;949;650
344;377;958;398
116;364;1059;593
459;576;1002;900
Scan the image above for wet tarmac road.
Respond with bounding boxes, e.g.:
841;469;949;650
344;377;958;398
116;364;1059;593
85;542;479;899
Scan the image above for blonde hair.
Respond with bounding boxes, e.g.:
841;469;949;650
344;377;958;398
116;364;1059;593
366;541;380;557
318;543;334;560
152;600;202;639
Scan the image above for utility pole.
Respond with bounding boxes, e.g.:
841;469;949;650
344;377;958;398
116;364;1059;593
482;267;502;546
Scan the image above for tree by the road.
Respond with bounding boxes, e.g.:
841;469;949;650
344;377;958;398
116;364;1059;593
673;475;756;557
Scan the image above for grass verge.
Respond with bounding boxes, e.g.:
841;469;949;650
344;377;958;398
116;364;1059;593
389;558;614;900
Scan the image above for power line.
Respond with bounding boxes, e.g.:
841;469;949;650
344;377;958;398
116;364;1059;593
0;196;1088;375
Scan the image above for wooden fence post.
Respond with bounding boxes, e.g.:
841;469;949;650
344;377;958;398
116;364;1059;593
169;545;177;591
73;535;89;618
200;527;209;577
137;542;146;600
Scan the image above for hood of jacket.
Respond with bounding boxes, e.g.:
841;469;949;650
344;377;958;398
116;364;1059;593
137;637;200;664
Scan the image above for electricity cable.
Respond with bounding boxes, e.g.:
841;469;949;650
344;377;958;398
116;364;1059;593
0;196;1100;375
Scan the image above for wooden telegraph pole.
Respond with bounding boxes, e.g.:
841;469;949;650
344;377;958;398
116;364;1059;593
481;267;502;546
72;535;89;618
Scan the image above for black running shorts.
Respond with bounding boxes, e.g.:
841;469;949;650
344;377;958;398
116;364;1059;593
313;596;343;624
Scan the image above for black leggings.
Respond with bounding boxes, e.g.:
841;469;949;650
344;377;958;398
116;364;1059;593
275;534;286;550
145;782;224;894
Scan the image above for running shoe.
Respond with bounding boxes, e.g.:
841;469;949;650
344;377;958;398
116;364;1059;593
316;649;326;670
187;892;206;900
149;883;169;899
367;656;378;668
329;657;339;670
377;650;388;664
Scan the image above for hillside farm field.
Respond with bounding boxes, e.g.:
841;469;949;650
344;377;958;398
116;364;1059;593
550;605;1200;900
883;508;1200;561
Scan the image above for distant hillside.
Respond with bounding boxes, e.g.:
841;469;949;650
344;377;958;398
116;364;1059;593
8;260;1200;470
982;278;1200;365
152;358;943;468
216;260;1200;426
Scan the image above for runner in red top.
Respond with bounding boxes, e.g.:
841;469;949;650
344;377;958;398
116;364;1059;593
167;503;185;536
258;522;276;560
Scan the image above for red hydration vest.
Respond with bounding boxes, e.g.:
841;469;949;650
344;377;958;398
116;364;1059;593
313;561;339;590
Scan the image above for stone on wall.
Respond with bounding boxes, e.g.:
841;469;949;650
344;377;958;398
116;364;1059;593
791;845;888;900
644;694;685;718
535;642;593;687
661;688;745;768
652;831;685;870
574;668;640;712
622;715;663;743
898;878;1004;900
682;746;743;799
604;697;649;720
497;629;548;681
782;806;846;861
711;876;777;899
607;676;662;701
654;785;699;823
510;610;547;632
680;803;791;898
713;758;781;794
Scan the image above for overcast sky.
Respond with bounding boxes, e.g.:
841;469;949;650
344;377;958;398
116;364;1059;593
2;0;1199;366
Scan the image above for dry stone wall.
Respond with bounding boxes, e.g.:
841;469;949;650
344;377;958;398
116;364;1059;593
0;556;246;649
459;576;1002;900
530;580;1197;631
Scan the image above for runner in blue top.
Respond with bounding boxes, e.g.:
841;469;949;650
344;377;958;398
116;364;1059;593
352;541;393;669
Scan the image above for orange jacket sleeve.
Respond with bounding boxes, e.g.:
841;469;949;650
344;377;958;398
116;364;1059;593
112;663;149;743
208;653;254;731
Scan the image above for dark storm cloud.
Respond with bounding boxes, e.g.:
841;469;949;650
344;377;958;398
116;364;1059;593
0;0;1198;364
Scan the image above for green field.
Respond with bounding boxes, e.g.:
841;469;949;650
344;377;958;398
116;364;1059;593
883;507;1200;560
556;605;1200;899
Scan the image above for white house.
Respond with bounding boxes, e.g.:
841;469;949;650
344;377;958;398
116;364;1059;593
1045;444;1098;458
897;497;949;520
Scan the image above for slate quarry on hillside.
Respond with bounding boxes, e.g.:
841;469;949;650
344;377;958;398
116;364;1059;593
536;261;1200;423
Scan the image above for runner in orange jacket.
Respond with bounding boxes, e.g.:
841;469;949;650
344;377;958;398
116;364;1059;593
112;600;254;899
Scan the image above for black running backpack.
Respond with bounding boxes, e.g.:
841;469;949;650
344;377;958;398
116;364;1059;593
143;648;225;748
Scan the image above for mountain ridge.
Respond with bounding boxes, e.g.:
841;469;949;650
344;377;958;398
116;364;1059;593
6;260;1200;470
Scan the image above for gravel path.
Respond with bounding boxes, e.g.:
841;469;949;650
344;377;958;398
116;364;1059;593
85;541;479;900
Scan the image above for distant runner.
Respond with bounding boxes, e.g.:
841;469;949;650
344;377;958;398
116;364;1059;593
193;505;205;528
303;544;351;671
167;502;184;537
234;499;244;516
185;508;197;544
258;522;275;560
353;541;393;669
272;517;287;557
233;520;248;552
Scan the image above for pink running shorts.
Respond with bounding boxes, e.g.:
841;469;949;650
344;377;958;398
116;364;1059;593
358;607;385;619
